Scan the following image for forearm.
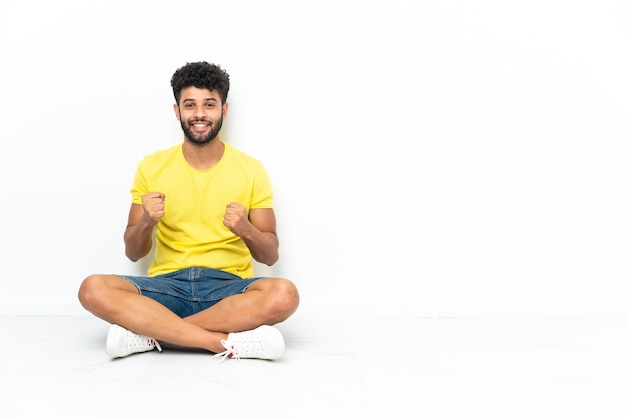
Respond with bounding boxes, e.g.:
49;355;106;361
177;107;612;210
240;228;279;266
124;218;155;262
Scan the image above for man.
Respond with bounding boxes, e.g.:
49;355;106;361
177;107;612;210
78;61;299;361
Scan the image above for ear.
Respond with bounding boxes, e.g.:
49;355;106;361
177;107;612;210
222;102;229;119
173;103;181;121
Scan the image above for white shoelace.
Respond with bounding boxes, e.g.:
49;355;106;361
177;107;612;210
213;341;238;363
125;330;163;352
213;337;263;363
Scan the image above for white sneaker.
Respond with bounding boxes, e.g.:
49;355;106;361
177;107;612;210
106;324;162;358
213;325;285;362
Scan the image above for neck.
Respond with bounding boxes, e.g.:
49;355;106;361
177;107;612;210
182;137;225;170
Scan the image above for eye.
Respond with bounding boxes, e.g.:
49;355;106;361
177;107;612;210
185;103;195;109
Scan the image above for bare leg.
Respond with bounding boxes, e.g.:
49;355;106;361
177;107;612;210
78;274;299;353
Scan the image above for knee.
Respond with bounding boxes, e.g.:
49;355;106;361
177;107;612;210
269;278;300;320
77;274;107;310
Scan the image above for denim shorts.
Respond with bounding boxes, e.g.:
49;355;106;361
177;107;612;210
118;267;265;318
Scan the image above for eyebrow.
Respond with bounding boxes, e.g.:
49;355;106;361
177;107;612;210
182;97;218;103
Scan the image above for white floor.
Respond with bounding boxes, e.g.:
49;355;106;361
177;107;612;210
1;315;624;417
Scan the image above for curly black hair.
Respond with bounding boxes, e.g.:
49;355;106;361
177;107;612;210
170;61;230;105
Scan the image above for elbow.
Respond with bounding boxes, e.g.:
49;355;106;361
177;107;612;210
125;246;149;262
257;250;279;267
125;250;141;262
267;251;279;266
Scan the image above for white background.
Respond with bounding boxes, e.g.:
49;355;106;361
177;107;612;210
0;0;624;319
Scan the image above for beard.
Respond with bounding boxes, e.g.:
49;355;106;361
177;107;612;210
180;115;223;145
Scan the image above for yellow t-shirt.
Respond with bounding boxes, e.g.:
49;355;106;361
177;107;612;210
130;142;273;278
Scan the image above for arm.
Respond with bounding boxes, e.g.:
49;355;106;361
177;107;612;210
124;192;165;262
224;204;279;266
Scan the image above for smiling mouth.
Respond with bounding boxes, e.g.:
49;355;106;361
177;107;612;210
190;121;211;131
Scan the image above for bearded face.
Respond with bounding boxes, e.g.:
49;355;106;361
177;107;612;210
180;112;224;145
176;87;227;146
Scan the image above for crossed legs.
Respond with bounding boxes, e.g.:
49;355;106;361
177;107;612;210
78;274;299;354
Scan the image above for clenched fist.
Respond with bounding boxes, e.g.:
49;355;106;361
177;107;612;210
223;202;251;237
142;192;165;226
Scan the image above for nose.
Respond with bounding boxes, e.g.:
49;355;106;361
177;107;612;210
193;106;208;119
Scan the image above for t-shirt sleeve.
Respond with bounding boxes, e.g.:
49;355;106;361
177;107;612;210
251;163;274;209
130;160;149;205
